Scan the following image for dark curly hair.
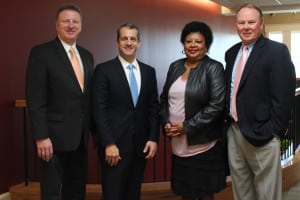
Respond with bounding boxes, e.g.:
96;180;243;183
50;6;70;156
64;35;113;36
180;21;213;50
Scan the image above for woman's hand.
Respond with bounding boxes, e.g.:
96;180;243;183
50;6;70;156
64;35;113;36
164;123;184;137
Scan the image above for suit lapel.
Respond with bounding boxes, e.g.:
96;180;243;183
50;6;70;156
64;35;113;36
136;61;146;107
239;36;265;89
54;38;84;93
115;58;135;105
54;39;72;73
228;45;241;82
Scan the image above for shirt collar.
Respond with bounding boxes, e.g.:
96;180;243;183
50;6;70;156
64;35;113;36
242;41;255;52
118;55;138;69
58;37;78;55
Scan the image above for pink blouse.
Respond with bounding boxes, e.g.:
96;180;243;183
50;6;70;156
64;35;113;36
168;76;216;157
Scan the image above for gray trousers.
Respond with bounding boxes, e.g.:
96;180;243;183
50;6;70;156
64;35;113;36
227;122;282;200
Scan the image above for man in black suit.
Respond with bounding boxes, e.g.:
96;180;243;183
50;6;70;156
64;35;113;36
25;4;94;200
224;3;295;200
92;23;160;200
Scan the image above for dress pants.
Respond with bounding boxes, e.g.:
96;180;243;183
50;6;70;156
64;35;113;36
100;145;146;200
227;122;282;200
40;141;87;200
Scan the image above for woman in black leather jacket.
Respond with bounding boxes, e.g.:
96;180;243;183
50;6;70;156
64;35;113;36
160;21;226;200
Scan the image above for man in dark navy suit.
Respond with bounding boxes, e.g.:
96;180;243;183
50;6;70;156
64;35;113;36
224;3;295;200
25;4;94;200
92;23;160;200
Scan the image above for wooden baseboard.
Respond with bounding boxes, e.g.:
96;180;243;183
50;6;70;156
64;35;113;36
9;151;300;200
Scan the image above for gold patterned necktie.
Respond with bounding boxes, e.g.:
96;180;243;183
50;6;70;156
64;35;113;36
69;47;84;91
231;45;248;121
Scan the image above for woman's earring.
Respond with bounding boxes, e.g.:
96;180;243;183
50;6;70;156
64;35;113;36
182;50;185;54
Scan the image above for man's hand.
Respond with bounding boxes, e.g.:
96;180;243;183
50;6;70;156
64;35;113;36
143;141;158;159
36;138;53;162
105;144;121;167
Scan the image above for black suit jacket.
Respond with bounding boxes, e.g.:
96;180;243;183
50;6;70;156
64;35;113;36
92;57;160;157
25;37;94;151
224;35;296;146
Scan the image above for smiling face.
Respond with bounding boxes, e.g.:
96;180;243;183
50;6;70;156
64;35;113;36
56;9;81;45
236;7;263;45
183;32;207;62
116;27;141;63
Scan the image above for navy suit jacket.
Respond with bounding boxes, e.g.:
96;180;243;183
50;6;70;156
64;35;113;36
224;35;296;146
25;37;94;151
92;57;160;156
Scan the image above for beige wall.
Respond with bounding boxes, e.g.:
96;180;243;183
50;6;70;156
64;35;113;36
264;12;300;24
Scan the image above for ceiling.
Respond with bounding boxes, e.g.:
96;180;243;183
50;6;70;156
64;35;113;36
210;0;300;14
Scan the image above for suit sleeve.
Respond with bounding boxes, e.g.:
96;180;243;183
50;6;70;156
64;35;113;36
92;65;116;147
260;44;296;137
25;47;49;140
147;68;160;142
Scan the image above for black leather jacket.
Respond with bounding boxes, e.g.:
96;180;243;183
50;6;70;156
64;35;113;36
160;55;225;145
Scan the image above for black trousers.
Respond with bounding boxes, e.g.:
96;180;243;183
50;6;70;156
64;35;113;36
99;145;146;200
40;142;87;200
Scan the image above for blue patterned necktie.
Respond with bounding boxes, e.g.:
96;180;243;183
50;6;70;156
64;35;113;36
128;64;138;106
